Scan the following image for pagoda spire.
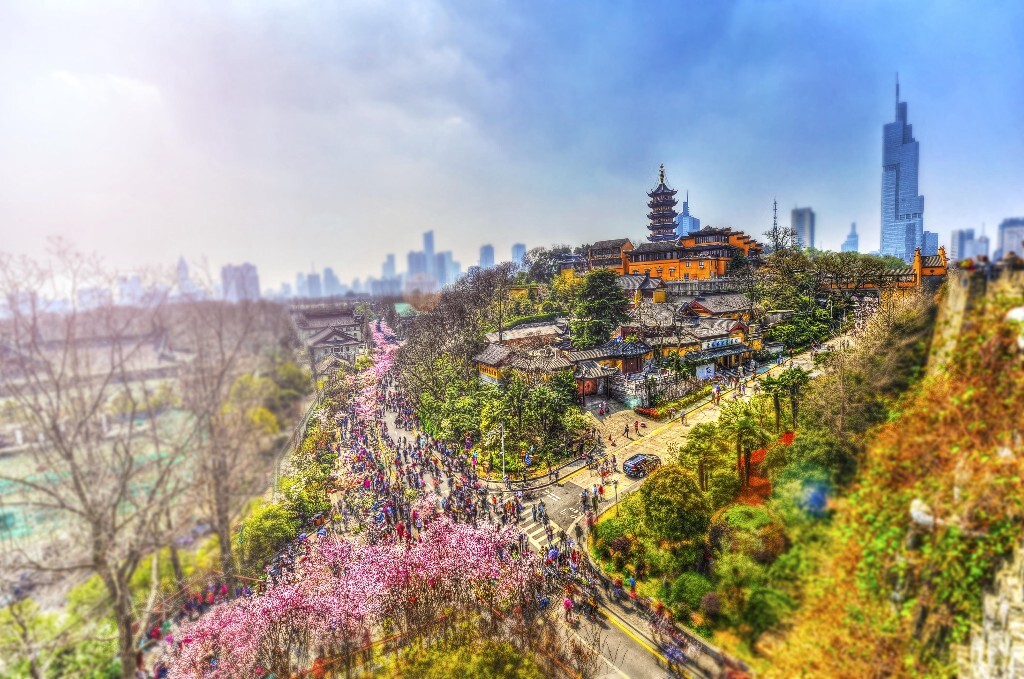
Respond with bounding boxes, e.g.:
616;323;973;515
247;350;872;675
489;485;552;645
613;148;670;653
659;163;665;184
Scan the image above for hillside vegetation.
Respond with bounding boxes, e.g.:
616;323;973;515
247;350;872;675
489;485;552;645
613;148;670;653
767;283;1024;677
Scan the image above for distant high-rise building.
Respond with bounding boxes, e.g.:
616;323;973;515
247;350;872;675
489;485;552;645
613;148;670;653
351;278;363;294
221;263;260;302
976;233;990;260
512;243;526;267
423;231;435;260
950;229;974;263
479;244;495;269
306;272;322;298
295;273;308;298
922;231;939;256
841;223;859;253
280;282;293;298
117;274;145;306
674;192;701;235
77;286;113;310
407;251;428;276
880;77;925;263
323;267;341;297
382;254;396;280
433;251;455;287
996;218;1024;261
791;207;815;249
448;259;462;284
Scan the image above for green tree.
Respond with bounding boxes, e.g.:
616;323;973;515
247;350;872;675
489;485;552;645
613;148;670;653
677;422;728;492
570;268;631;348
719;401;770;487
778;367;812;430
760;375;786;433
638;466;712;543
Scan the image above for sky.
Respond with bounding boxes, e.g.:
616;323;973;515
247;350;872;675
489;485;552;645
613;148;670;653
1;0;1022;290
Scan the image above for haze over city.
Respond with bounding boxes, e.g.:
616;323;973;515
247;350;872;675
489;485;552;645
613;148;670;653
1;0;1022;288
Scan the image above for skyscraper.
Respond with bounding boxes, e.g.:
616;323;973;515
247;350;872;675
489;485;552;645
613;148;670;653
323;267;341;296
841;223;859;253
423;231;435;260
675;192;701;235
407;251;428;276
922;231;939;257
791;207;815;249
880;77;925;263
511;243;526;266
306;272;322;298
221;263;260;302
381;254;396;280
295;272;308;298
479;244;495;269
996;218;1024;261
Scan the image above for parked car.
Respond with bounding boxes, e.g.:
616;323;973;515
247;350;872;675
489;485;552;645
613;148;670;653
622;453;661;479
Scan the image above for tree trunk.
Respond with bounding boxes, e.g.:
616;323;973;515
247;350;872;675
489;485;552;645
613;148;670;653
165;509;185;588
736;439;743;484
104;571;138;679
790;395;799;430
772;394;781;433
743;450;752;488
213;469;235;589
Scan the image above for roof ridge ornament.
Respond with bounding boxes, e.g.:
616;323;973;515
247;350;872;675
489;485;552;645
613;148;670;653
659;163;665;185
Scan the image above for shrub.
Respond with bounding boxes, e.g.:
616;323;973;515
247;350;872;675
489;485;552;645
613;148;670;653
237;501;299;576
708;472;742;509
700;591;721;618
670;572;715;612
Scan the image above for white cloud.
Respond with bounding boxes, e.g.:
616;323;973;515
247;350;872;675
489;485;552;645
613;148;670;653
50;70;162;107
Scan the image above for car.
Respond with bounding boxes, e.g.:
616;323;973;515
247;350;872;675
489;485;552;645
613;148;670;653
622;453;661;479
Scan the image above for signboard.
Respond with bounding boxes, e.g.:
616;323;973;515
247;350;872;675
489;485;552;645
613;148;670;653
695;363;715;380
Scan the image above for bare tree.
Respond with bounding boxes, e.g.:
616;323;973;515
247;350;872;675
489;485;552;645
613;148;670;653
174;299;284;588
0;242;188;678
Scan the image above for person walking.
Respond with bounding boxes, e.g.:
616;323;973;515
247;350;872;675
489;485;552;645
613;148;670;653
623;423;630;439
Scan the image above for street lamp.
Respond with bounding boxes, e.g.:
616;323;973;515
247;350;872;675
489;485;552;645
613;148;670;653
613;479;619;516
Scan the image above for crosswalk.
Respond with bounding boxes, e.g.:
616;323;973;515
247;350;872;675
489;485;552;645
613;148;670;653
518;512;563;549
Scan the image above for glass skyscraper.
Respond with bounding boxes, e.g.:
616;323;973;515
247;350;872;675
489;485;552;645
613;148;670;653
880;79;924;263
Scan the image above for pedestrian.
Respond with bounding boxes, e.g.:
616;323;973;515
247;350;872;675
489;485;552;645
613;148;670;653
623;424;630;438
532;504;538;522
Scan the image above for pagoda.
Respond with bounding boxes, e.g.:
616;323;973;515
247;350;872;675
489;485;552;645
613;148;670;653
646;164;679;242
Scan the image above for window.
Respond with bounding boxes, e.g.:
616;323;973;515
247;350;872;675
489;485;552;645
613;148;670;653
685;261;691;267
699;261;705;269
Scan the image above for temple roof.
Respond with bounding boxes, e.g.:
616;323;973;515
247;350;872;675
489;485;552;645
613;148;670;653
575;360;618;379
565;339;651;363
921;255;945;268
591;238;632;250
473;343;512;367
305;326;363;348
484;322;565;344
682;294;752;315
617;274;665;291
631;241;680;254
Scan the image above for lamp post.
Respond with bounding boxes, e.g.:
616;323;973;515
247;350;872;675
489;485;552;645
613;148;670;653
613;479;619;516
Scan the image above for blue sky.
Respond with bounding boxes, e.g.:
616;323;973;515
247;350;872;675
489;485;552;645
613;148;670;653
1;1;1022;288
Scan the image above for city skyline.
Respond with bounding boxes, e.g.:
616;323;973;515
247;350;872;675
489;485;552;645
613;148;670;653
1;2;1022;287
